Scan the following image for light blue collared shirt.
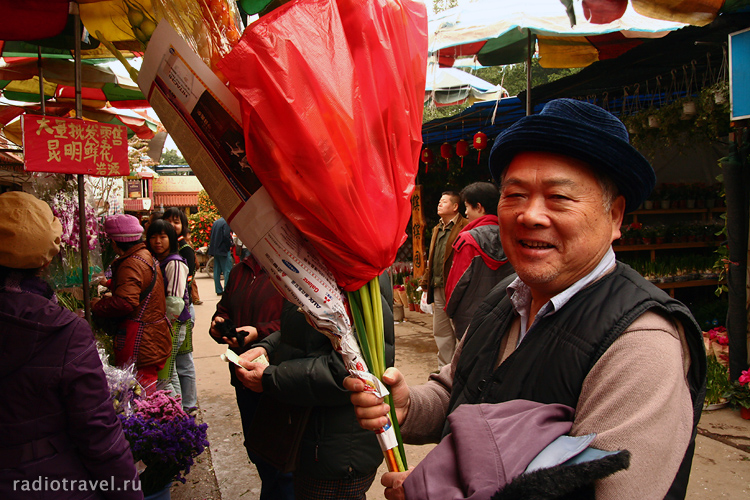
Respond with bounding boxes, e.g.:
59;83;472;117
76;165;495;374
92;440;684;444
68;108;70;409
507;247;617;344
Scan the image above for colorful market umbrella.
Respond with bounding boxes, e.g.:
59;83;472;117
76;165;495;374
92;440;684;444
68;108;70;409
0;102;159;146
0;1;155;54
429;0;686;69
0;57;148;108
425;64;507;106
429;0;686;114
577;0;740;27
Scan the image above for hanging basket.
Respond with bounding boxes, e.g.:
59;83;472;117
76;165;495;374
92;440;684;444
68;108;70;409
681;101;697;119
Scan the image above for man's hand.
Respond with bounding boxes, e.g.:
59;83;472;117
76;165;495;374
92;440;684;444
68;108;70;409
343;367;410;431
382;470;411;500
234;347;269;392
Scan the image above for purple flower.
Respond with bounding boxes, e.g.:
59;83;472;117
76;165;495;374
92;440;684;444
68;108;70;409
119;391;209;495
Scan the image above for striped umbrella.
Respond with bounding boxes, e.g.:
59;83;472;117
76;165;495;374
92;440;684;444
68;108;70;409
0;57;147;108
0;102;159;146
429;0;686;69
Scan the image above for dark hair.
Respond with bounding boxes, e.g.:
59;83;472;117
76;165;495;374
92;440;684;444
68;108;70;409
145;219;178;255
162;207;189;238
112;237;144;253
442;190;461;205
460;182;500;216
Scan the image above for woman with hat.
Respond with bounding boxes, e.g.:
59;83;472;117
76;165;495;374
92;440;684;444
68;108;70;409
92;213;172;391
0;191;142;499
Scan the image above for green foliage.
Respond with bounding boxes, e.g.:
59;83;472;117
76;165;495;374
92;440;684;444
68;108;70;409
423;103;472;123
433;0;457;13
621;83;731;160
725;377;750;410
160;148;187;165
474;59;581;97
705;354;731;406
422;61;581;124
188;190;220;248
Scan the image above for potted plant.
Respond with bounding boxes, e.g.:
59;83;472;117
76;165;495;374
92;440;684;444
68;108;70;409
119;390;210;498
404;280;415;311
724;369;750;420
621;222;641;246
641;226;656;245
659;184;672;210
653;224;668;245
704;352;731;410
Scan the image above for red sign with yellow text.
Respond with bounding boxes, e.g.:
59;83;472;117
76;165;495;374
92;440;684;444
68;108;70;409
22;115;129;176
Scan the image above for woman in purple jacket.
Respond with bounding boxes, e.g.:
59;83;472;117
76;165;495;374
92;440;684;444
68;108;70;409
0;191;142;499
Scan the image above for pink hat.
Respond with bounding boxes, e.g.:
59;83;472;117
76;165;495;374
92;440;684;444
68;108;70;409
104;214;144;242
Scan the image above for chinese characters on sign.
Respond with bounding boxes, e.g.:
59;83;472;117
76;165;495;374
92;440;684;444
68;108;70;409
22;115;129;176
411;185;426;278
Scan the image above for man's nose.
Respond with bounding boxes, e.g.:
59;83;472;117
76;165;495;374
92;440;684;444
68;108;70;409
517;197;549;227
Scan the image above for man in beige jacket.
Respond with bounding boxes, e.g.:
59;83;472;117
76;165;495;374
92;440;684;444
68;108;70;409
420;191;468;369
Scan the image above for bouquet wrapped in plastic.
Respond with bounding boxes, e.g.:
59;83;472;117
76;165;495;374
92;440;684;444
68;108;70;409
219;0;427;471
98;345;208;495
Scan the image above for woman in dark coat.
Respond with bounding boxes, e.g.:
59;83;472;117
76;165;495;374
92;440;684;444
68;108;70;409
0;191;141;500
235;274;394;500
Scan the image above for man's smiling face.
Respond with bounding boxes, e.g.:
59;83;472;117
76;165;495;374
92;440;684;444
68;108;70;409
497;151;625;302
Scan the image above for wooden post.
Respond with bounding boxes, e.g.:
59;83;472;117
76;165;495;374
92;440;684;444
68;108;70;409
411;185;426;279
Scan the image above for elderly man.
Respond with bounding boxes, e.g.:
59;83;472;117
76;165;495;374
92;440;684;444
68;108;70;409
420;191;468;368
345;99;705;500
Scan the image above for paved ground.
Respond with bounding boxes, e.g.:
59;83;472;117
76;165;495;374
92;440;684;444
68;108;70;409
171;271;750;499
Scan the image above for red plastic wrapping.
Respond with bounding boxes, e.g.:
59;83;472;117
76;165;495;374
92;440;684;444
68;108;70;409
218;0;427;291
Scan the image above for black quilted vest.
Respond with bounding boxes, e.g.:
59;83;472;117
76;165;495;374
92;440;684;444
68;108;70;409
447;263;706;499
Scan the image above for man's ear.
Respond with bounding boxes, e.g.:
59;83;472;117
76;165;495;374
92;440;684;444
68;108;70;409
610;195;626;241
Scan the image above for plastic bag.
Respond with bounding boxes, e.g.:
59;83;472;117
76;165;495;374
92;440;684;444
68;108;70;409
420;290;433;315
218;0;428;291
152;0;244;81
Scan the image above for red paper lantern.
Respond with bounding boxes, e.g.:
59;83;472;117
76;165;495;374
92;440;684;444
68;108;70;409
440;142;453;169
473;131;488;164
456;139;469;168
420;147;434;172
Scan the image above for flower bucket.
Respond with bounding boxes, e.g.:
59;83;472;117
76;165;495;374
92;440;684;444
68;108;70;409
393;304;404;322
648;115;661;128
741;407;750;420
144;483;171;500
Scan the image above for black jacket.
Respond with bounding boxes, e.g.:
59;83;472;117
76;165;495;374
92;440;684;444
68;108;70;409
257;274;395;479
449;263;706;499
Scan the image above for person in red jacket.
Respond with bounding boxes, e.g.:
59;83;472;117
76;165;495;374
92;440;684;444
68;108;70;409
445;182;514;339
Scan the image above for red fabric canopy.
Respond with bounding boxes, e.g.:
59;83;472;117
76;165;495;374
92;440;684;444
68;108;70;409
0;0;70;41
